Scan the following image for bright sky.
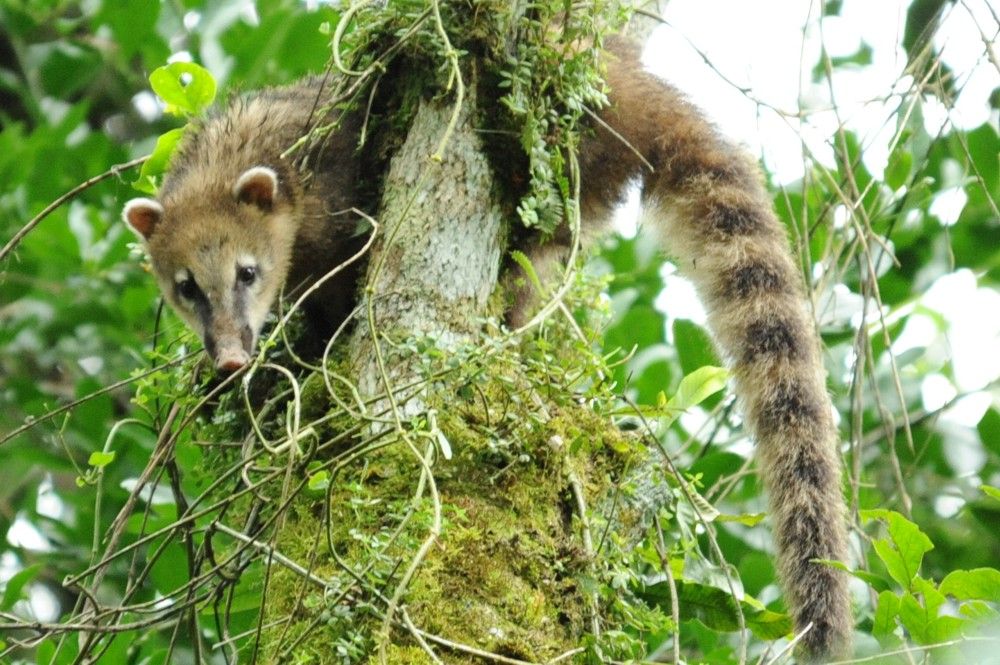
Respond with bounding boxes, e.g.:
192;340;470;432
619;0;1000;433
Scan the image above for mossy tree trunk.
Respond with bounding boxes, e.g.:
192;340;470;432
261;103;614;652
251;9;654;665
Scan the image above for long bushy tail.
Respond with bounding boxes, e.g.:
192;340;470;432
584;37;851;660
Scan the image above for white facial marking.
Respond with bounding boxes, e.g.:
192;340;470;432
237;254;258;270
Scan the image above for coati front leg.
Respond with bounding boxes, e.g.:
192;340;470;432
509;36;852;661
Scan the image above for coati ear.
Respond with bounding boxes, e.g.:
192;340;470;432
233;166;278;211
122;198;164;240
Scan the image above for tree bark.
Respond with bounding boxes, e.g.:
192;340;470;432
349;85;505;412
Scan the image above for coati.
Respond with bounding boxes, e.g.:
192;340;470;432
122;37;850;661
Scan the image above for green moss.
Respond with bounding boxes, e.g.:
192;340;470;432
366;645;436;665
248;303;641;661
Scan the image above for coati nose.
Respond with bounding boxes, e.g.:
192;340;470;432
216;349;250;373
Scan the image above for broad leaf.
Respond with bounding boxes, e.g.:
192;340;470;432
641;579;793;640
149;62;216;116
863;509;933;589
0;564;42;611
666;366;727;414
940;568;1000;602
873;590;901;640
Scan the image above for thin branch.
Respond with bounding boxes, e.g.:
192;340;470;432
0;155;146;263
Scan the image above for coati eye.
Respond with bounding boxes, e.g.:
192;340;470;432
177;278;200;301
237;265;258;286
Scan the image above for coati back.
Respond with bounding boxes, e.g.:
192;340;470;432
122;38;849;661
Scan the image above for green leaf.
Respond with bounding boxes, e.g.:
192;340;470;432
817;558;893;592
133;127;186;193
981;485;1000;503
885;148;913;190
0;563;42;611
666;366;727;414
959;600;999;621
36;640;56;665
939;568;1000;602
148;539;189;596
672;319;723;410
149;62;217;117
873;590;901;640
967;123;1000;189
716;512;765;527
88;450;116;468
509;250;544;298
685;486;720;522
914;575;945;616
925;615;967;642
979;409;1000;456
308;470;330;492
672;319;721;375
898;591;931;643
510;250;545;295
862;509;934;589
903;0;949;61
640;580;793;640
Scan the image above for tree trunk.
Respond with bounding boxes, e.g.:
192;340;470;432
254;14;648;665
349;85;504;413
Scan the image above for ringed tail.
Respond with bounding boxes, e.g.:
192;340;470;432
583;37;851;660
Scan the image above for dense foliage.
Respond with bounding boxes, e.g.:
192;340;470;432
1;0;999;663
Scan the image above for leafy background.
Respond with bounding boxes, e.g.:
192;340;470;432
1;0;999;663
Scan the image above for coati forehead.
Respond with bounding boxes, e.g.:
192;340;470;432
144;199;294;294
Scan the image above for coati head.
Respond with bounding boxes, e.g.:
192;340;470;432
123;166;297;372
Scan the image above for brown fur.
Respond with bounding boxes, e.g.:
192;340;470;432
514;36;851;660
124;37;850;659
124;78;365;369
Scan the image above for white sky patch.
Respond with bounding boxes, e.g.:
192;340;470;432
131;91;162;122
929;187;969;226
934;494;965;518
239;0;260;25
183;11;201;31
818;283;868;329
611;184;641;238
656;263;707;327
939;419;987;475
645;0;999;186
922;270;1000;393
922;373;957;412
167;50;193;64
7;514;51;552
119;478;176;506
36;475;65;520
